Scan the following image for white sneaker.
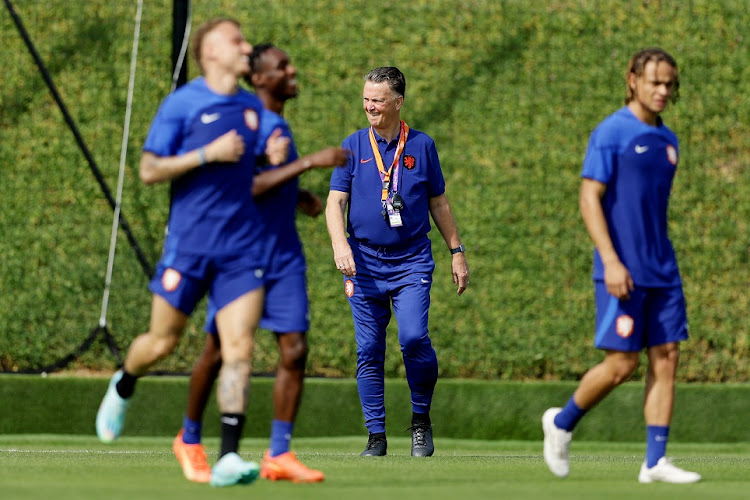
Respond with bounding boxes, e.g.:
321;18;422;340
542;407;572;478
210;452;260;487
96;370;130;443
638;457;701;484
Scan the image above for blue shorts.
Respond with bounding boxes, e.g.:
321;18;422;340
593;281;689;351
205;271;309;334
149;252;264;316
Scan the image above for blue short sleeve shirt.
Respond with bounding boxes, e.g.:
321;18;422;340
143;77;264;257
330;127;446;247
582;106;681;286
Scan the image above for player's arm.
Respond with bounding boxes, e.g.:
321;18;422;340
428;193;469;295
252;147;351;197
139;130;245;185
325;189;355;276
579;178;634;299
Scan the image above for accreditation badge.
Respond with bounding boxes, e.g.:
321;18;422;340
386;201;403;227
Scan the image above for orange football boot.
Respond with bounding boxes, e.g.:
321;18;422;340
260;449;325;483
172;430;211;483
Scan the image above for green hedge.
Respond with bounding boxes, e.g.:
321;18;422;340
2;375;748;443
1;1;748;381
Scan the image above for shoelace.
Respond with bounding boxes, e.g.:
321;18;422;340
407;425;429;446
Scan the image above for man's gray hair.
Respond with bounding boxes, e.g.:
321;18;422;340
365;67;406;98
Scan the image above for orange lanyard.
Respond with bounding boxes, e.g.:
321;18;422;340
368;120;409;202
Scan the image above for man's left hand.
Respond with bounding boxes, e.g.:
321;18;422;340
452;253;470;295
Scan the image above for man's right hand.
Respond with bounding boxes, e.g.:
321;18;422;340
604;260;634;300
206;129;245;163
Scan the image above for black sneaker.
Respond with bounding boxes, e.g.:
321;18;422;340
409;424;434;457
361;432;387;457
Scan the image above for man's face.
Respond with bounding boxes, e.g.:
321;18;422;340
362;81;402;130
205;22;252;76
258;48;298;100
629;60;677;115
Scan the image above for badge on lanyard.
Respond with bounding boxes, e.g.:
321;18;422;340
368;121;409;228
387;201;403;227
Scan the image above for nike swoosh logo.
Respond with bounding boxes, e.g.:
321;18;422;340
220;416;239;426
201;112;221;124
421;278;429;284
635;145;649;154
360;157;373;163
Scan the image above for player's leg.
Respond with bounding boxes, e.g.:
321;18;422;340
638;287;699;483
272;332;307;424
209;287;264;487
260;274;310;455
257;272;323;482
260;332;321;481
542;350;640;478
173;333;221;483
261;332;324;482
185;334;222;438
543;281;644;477
391;271;437;457
97;294;189;443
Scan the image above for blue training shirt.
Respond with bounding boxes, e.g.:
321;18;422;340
330;127;446;248
582;106;681;287
253;108;305;279
143;77;265;257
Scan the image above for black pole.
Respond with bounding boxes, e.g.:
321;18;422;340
172;0;190;89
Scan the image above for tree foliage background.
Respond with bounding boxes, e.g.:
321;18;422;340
1;0;747;381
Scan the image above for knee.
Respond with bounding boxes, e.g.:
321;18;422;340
649;344;680;377
608;354;640;385
197;336;223;371
399;330;430;355
357;339;385;365
149;333;180;360
279;335;308;371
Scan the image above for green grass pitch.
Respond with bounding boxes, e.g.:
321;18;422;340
1;436;747;500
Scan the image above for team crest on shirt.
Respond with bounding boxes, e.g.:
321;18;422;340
162;268;182;292
244;109;259;131
666;145;678;166
344;279;354;297
404;154;416;170
616;315;634;338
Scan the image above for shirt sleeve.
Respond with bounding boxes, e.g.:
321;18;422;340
581;126;617;184
142;95;185;157
329;135;354;192
254;109;290;158
426;140;446;197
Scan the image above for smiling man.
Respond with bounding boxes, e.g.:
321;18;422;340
542;48;701;484
326;66;469;458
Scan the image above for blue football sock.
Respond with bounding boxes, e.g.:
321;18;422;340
553;396;587;432
181;416;202;444
269;419;294;457
646;425;669;468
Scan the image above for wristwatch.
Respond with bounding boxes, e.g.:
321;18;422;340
450;244;466;255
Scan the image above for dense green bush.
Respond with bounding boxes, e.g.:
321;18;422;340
1;0;747;381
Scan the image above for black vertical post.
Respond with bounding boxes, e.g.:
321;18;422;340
172;0;189;88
